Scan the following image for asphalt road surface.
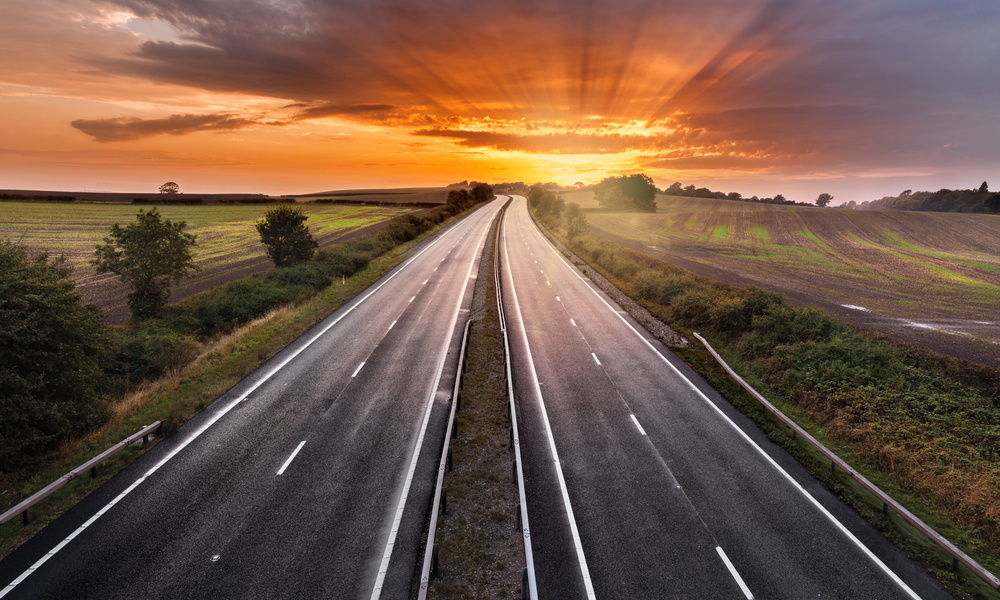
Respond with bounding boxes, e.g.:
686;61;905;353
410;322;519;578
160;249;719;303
500;196;953;600
0;198;506;600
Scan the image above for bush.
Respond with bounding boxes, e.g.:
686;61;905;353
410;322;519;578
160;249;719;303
0;241;110;471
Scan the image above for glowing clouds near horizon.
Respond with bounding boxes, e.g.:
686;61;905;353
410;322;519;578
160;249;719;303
1;0;998;197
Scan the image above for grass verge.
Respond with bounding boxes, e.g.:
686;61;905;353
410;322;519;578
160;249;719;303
531;208;1000;600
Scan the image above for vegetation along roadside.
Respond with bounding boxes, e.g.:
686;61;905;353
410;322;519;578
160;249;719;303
0;185;495;559
526;190;1000;600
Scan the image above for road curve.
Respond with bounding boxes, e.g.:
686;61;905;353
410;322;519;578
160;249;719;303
0;198;505;600
500;196;952;600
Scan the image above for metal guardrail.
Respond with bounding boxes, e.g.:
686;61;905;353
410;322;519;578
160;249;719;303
0;421;163;527
693;332;1000;592
416;317;473;599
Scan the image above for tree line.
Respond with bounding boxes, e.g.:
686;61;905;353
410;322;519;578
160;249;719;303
0;183;495;472
852;182;1000;213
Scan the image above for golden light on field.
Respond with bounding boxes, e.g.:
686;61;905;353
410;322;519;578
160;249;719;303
2;0;998;202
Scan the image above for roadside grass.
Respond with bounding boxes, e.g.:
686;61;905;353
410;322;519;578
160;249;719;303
537;213;1000;599
0;206;481;560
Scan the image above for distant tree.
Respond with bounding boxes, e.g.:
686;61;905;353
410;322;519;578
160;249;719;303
900;189;912;197
565;202;588;237
594;174;657;212
1;240;110;470
470;182;495;203
845;200;858;209
774;194;787;203
984;193;1000;214
815;193;833;207
528;186;565;219
727;192;743;201
159;182;180;195
979;181;989;193
666;182;685;196
256;205;318;268
92;208;198;320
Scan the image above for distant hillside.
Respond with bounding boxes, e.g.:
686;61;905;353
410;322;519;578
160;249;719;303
856;184;1000;213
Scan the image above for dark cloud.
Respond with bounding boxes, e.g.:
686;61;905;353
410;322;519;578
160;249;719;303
414;128;678;154
71;113;259;142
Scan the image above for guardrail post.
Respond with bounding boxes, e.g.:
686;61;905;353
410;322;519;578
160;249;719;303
509;426;513;449
456;394;461;412
22;510;30;526
90;466;98;479
521;567;529;600
432;543;439;576
515;504;521;530
447;448;453;472
453;416;458;436
512;460;517;484
442;488;447;516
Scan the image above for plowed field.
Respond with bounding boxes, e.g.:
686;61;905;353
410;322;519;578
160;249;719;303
585;195;1000;367
1;202;417;322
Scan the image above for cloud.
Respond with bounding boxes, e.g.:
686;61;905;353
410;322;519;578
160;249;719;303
291;103;398;121
71;113;259;142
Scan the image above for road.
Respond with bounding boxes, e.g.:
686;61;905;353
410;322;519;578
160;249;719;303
500;196;952;600
0;198;505;599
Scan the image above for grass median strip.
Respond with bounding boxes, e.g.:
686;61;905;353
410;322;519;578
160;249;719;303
427;216;523;600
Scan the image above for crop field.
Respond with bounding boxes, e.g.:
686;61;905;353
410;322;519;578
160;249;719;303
295;186;451;205
585;195;1000;367
0;201;417;322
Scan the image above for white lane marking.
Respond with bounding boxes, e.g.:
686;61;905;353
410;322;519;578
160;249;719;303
423;280;428;285
592;353;601;366
570;318;577;326
371;203;498;600
503;222;597;600
277;441;307;475
717;547;754;599
630;414;647;436
389;320;397;330
0;203;495;600
434;267;438;271
352;362;365;377
556;296;560;302
410;296;415;302
546;281;551;286
520;199;922;600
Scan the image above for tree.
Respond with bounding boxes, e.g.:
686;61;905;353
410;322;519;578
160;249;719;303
984;193;1000;214
1;240;109;470
900;189;912;197
815;193;833;207
565;202;588;237
255;205;318;268
979;181;989;193
92;208;198;320
594;174;657;212
159;182;180;195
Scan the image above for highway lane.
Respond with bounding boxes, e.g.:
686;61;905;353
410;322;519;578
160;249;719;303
500;196;952;600
0;198;505;600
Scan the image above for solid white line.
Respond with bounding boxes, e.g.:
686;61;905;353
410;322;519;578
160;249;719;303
630;414;647;436
277;441;306;475
521;198;922;600
717;547;754;599
389;320;397;330
352;362;365;377
503;220;597;600
592;353;601;366
370;203;499;600
0;202;495;600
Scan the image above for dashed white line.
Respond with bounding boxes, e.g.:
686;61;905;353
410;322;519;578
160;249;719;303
556;296;560;302
717;547;754;599
630;414;647;436
352;362;365;377
592;352;601;365
389;320;397;330
410;296;415;302
570;318;577;326
277;441;307;475
423;280;427;285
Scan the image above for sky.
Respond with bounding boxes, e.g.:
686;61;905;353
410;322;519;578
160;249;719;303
2;0;999;204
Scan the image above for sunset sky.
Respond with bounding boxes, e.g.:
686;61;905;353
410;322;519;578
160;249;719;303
2;0;998;204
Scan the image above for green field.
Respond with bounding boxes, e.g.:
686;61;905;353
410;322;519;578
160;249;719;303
584;194;1000;366
296;186;451;205
0;201;417;320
